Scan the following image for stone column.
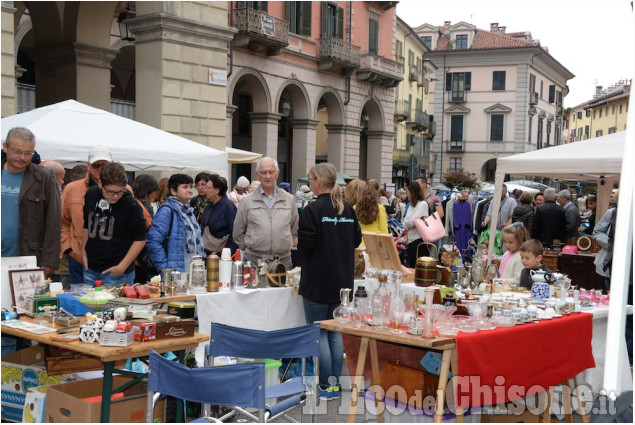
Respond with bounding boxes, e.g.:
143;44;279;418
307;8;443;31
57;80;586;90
289;118;320;185
325;123;346;171
226;105;237;147
249;112;281;174
31;43;118;109
366;130;393;183
127;11;236;153
1;1;16;117
342;124;363;178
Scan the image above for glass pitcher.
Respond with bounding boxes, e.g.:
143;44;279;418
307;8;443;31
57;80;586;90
333;288;355;324
371;271;391;330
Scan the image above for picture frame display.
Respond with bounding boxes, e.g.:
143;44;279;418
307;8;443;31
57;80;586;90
9;268;46;313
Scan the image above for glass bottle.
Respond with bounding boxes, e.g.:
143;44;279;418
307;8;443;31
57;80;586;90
353;285;368;328
371;271;391;330
333;288;355;324
388;271;405;334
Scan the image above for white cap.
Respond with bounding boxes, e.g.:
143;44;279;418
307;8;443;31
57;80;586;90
220;247;231;259
88;145;113;164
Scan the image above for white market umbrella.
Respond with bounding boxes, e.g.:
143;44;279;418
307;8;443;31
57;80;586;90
1;100;228;176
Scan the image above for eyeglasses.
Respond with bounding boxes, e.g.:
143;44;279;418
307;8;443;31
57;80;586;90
91;162;106;169
103;188;125;196
7;147;34;157
205;185;216;191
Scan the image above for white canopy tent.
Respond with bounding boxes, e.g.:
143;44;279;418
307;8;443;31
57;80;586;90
488;127;632;397
1;100;228;176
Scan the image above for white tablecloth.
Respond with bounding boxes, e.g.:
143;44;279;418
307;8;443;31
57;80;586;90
194;287;306;365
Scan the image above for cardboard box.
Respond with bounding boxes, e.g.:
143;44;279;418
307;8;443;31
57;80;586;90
45;375;165;423
155;319;195;340
22;385;47;423
1;346;70;422
98;330;134;347
363;232;415;283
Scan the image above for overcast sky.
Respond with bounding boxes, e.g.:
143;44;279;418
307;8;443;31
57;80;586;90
397;0;634;108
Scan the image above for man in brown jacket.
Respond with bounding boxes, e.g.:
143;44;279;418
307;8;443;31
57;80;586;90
60;145;113;284
1;127;61;276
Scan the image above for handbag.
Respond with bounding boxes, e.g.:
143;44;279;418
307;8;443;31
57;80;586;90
203;227;229;254
414;212;446;243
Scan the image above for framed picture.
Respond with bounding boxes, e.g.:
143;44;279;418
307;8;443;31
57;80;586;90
9;268;46;313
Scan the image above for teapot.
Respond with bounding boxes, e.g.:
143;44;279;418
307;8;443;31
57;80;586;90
333;288;355;324
530;269;554;283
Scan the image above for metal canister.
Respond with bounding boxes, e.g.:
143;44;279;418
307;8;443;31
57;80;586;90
231;259;244;290
206;254;219;292
160;268;172;296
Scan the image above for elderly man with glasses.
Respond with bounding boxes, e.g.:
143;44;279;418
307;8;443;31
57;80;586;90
1;127;61;276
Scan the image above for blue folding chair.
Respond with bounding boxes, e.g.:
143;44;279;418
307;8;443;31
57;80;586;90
146;350;266;423
205;323;321;423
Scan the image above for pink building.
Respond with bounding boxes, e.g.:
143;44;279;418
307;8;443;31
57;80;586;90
227;1;402;185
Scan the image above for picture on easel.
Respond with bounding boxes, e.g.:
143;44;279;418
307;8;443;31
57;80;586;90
8;268;46;313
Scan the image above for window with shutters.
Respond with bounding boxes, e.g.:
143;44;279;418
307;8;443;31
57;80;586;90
620;105;623;114
593;110;596;119
596;130;603;137
490;114;504;141
578;127;583;141
492;71;506;91
445;72;471;102
393;126;398;149
585;109;591;117
455;34;467;49
577;111;583;120
528;116;533;143
599;109;602;118
286;1;311;36
612;105;616;115
540;81;544;99
546;122;551;145
529;74;536;94
396;40;404;62
449;157;462;172
407;95;412;121
421;36;432;49
548;85;555;103
321;3;343;39
537;119;543;149
584;125;589;136
450;115;464;149
243;1;268;11
369;18;379;54
605;106;608;115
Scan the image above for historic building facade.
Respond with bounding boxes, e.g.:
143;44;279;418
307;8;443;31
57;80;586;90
227;1;401;185
565;80;630;143
414;21;574;183
392;16;435;188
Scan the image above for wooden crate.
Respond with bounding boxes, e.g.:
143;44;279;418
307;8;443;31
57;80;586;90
362;232;414;283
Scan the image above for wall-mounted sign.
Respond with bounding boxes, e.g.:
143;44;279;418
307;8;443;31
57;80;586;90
261;14;275;37
209;69;227;86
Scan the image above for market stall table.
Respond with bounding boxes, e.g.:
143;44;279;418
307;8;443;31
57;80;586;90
1;316;208;423
339;313;595;422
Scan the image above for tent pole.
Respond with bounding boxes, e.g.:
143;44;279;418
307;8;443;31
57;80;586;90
486;171;505;265
602;71;634;398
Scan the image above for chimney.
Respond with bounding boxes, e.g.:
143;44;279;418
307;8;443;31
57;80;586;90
499;26;506;33
595;86;603;98
490;23;499;32
442;21;451;34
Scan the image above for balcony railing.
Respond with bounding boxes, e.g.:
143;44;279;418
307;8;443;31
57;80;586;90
318;38;361;72
446;140;465;152
394;100;408;122
392;148;411;165
233;8;289;55
357;53;403;87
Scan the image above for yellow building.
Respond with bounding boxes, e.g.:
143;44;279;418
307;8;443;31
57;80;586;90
393;16;435;187
566;80;630;142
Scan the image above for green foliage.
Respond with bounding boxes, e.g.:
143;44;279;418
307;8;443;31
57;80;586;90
442;169;479;191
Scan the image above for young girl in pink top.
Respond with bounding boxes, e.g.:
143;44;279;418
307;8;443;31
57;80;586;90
499;222;531;283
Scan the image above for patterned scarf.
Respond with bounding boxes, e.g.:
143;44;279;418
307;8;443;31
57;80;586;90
141;198;154;218
168;196;202;254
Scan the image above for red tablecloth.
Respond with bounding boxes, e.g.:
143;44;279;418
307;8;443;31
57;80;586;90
454;312;595;408
342;313;595;409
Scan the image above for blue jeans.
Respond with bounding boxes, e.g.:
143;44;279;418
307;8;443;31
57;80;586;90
68;255;85;284
83;267;135;287
303;297;343;388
